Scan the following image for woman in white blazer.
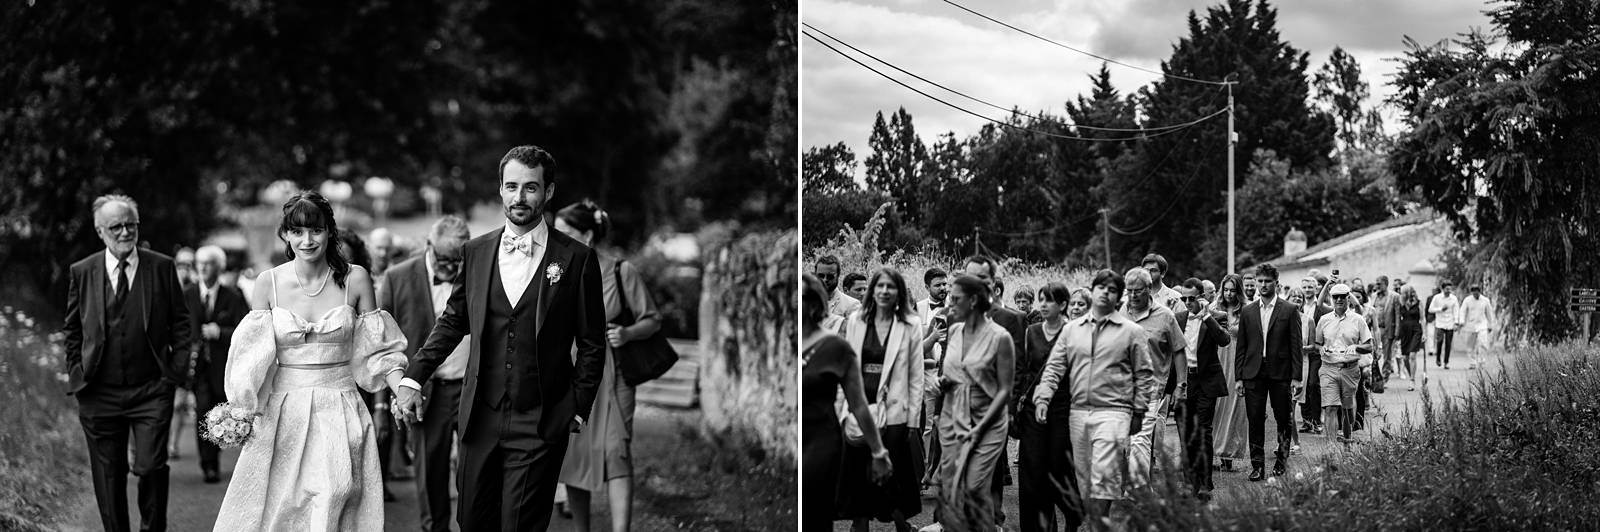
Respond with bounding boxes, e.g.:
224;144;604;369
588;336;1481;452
834;267;926;532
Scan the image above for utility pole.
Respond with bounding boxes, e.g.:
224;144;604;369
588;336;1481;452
1226;80;1238;276
973;226;981;257
1100;208;1111;269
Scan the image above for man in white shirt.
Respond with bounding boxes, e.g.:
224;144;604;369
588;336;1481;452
1458;284;1494;370
1313;284;1372;444
1429;281;1462;369
380;216;472;531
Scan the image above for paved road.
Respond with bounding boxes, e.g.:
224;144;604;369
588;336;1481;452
834;339;1503;530
60;403;788;531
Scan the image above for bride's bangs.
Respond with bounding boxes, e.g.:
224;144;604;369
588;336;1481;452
280;198;334;234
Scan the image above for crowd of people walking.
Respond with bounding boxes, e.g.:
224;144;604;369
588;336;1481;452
803;253;1497;531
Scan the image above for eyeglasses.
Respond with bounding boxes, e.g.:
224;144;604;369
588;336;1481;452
1180;296;1198;302
102;222;139;234
434;256;464;267
1331;295;1348;300
1126;286;1150;295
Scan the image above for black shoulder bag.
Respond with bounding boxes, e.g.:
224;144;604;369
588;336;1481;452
612;260;679;386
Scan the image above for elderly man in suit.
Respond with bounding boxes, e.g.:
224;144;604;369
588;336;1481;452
1234;262;1303;482
1172;278;1230;500
63;194;192;532
185;245;248;483
380;215;472;532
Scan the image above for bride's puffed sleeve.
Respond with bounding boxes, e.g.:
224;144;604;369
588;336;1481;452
352;309;408;393
225;310;278;412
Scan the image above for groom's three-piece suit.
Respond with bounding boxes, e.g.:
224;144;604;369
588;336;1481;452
405;221;607;531
63;248;192;532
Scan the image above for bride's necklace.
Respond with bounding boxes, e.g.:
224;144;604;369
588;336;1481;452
294;266;332;297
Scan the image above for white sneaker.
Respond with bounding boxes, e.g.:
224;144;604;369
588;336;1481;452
918;523;945;532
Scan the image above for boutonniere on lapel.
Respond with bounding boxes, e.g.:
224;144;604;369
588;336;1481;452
546;263;564;286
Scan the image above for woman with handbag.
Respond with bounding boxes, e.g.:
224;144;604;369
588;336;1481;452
836;267;925;532
803;273;893;531
553;200;662;532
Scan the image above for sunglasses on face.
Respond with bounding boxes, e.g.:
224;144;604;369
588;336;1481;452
1180;296;1198;302
102;222;139;234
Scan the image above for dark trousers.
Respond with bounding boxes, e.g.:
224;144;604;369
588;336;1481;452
192;376;223;474
1016;398;1079;532
1435;328;1455;366
989;445;1007;524
1243;378;1293;469
1301;356;1322;425
459;395;567;531
1178;380;1218;492
76;380;175;532
415;379;464;532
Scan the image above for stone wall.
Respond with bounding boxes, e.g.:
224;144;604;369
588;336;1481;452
697;229;797;464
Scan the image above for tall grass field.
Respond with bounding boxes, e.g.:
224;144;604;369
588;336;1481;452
0;308;85;531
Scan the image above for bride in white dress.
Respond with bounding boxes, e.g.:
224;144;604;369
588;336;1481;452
215;192;409;531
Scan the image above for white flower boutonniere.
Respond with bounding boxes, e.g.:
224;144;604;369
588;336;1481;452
546;263;564;285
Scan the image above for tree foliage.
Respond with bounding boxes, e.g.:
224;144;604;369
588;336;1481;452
863;108;931;222
0;0;794;322
1389;0;1600;343
802;142;859;194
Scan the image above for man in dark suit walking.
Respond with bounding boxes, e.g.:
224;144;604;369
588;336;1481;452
1233;263;1303;482
394;146;607;531
62;194;192;532
380;215;472;532
184;245;247;483
1172;278;1230;500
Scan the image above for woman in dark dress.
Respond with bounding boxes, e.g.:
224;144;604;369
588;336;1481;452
803;273;891;531
1395;285;1428;391
1015;282;1082;532
836;268;925;532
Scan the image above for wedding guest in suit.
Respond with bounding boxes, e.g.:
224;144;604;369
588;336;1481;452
1173;278;1229;500
1140;254;1183;311
1015;282;1082;532
395;145;608;531
815;255;860;318
837;267;924;532
1234;263;1303;482
185;245;248;483
555;200;664;532
379;216;472;532
63;194;193;532
803;273;892;532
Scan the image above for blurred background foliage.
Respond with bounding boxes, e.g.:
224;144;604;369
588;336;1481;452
0;0;796;324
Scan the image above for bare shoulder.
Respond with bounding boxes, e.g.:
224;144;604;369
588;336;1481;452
345;265;373;291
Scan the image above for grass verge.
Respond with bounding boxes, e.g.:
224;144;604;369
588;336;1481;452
0;309;86;531
1120;341;1600;530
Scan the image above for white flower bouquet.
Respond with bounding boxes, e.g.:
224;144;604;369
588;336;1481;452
201;403;260;449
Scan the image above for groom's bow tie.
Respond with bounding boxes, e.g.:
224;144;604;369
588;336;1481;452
502;232;533;256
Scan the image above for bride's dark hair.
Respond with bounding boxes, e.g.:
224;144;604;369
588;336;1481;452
279;191;351;287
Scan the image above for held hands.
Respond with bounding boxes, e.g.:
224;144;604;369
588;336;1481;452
392;386;425;425
202;323;222;340
1035;402;1049;423
1128;413;1144;436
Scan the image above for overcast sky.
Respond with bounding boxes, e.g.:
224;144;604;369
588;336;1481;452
801;0;1495;163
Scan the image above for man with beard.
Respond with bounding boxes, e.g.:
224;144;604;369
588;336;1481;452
395;145;607;531
1234;263;1303;481
814;255;860;319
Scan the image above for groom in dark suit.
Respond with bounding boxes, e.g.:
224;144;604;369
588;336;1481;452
1234;263;1303;482
184;245;248;483
63;195;192;532
395;145;607;531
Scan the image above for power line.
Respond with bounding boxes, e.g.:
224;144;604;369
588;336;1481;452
941;0;1232;87
1105;156;1212;236
803;22;1203;134
802;30;1226;143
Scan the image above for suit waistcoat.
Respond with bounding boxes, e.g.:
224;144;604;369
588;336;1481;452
97;277;160;386
481;258;542;410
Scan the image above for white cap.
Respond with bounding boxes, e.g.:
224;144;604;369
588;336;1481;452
1329;283;1351;296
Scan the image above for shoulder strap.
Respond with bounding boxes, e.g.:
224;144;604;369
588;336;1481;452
614;259;634;319
269;269;278;307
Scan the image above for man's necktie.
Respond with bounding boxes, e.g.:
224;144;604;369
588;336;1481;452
112;259;128;311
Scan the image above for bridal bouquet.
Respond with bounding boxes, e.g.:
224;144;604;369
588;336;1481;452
201;403;260;449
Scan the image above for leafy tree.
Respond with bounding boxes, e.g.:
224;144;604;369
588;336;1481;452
863;108;931;222
1314;46;1387;161
1225;149;1391;267
802;142;859;194
1124;0;1335;278
1389;0;1600;343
